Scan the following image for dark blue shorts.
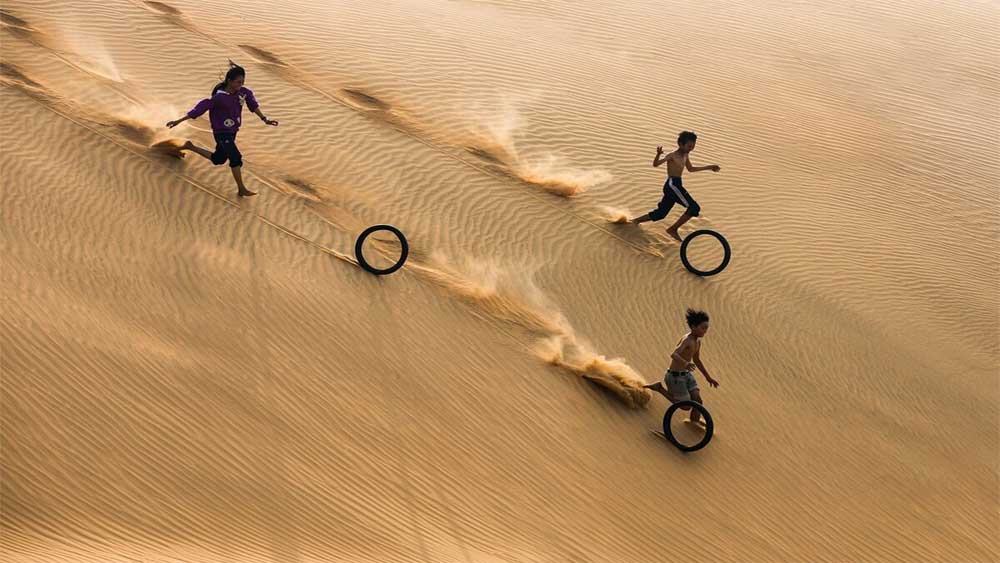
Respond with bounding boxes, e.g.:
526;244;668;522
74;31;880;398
648;177;701;220
210;132;243;168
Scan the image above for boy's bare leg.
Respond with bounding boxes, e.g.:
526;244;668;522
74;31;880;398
687;389;704;425
630;213;652;225
665;213;693;241
642;381;673;402
181;140;214;161
231;166;257;197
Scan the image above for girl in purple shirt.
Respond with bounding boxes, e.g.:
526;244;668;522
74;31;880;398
166;62;279;197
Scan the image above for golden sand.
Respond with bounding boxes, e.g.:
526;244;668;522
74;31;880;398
2;0;997;561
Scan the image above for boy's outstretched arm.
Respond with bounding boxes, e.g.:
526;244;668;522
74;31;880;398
685;159;721;173
653;146;668;167
693;349;720;387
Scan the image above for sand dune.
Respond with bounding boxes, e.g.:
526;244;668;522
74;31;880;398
2;0;997;562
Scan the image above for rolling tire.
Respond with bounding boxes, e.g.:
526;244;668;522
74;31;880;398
355;224;408;276
662;400;715;452
680;229;731;277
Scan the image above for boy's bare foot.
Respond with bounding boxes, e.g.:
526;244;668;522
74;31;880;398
237;188;257;197
685;418;707;431
181;140;195;151
665;228;682;242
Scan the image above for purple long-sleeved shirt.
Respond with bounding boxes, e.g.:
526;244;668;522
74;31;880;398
186;87;259;134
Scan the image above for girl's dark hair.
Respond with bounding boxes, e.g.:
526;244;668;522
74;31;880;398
210;60;245;97
686;308;709;328
677;131;697;145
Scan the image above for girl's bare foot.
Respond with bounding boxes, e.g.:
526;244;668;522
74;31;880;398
665;228;682;242
237;188;257;197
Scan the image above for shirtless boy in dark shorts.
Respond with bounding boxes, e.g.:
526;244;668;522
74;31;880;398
630;131;720;241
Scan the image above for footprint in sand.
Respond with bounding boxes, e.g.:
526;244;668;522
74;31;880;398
237;44;289;67
234;43;406;126
464;145;510;166
1;9;58;51
0;9;37;35
0;62;55;104
141;1;218;44
340;88;391;111
263;175;323;203
0;62;43;89
142;1;182;15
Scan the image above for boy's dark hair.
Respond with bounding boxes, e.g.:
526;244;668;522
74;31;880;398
677;131;697;146
686;308;709;327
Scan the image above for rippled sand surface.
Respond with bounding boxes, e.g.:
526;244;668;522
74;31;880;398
2;1;997;561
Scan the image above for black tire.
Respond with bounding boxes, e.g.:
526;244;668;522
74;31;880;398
662;400;714;452
679;229;731;277
355;224;409;276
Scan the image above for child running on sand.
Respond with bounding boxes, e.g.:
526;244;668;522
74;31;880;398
630;131;720;240
166;61;279;197
643;308;720;427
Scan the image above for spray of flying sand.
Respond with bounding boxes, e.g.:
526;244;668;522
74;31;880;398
410;252;650;408
462;101;613;197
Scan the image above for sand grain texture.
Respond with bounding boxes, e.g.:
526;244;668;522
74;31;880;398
2;0;997;562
